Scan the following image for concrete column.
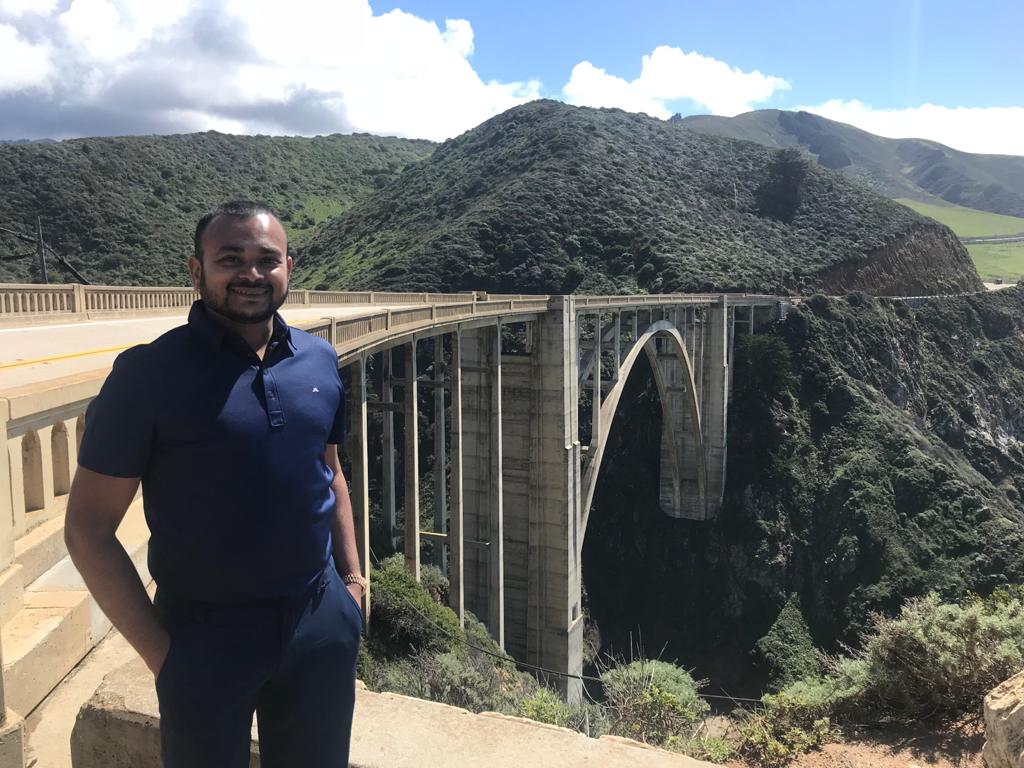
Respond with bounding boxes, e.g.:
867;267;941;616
700;297;730;518
2;429;21;564
348;358;372;621
612;312;621;382
591;313;601;446
22;426;54;514
488;325;504;648
527;299;583;701
432;336;447;567
461;325;504;643
499;349;532;662
51;421;74;497
654;337;704;520
381;350;397;549
0;404;16;573
403;342;420;581
448;331;465;627
6;437;25;540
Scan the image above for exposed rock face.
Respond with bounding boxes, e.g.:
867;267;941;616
984;669;1024;768
820;222;984;296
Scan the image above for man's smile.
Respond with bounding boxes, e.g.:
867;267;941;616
229;285;271;298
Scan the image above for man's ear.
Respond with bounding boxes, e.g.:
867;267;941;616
286;254;293;278
187;256;202;290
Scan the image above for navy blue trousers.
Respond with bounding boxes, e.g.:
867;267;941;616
154;561;361;768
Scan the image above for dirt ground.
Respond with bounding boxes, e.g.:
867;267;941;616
728;721;985;768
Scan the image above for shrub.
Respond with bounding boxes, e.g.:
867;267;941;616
739;689;838;768
756;593;821;690
369;647;537;714
852;591;1024;721
418;562;449;605
601;659;710;745
517;687;608;735
367;554;462;659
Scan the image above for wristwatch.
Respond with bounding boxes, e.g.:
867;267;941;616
341;572;368;596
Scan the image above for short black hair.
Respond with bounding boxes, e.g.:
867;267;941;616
193;200;279;261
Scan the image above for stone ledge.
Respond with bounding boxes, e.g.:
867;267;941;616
71;658;714;768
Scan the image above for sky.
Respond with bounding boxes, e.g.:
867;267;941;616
0;0;1022;155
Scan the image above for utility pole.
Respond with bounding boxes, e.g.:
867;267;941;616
35;216;48;284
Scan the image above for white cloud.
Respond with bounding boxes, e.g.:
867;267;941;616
563;45;790;118
0;0;56;17
0;23;52;92
799;99;1024;156
0;0;539;141
59;0;141;61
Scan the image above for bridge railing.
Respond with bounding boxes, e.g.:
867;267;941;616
0;283;480;325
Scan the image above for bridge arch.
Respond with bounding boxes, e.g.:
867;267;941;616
580;320;706;539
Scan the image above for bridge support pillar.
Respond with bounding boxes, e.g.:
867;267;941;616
700;297;730;516
524;299;583;700
654;336;704;520
461;325;504;648
348;357;372;622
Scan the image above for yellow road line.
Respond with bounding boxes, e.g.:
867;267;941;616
0;344;132;370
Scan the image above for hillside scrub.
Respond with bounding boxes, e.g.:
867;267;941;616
0;132;432;285
296;100;980;296
740;589;1024;765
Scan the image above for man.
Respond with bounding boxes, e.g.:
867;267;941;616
65;201;364;768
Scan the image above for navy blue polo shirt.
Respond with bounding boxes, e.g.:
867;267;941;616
78;301;346;603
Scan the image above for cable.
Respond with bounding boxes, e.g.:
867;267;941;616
366;545;763;706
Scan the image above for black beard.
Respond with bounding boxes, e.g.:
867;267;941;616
198;272;288;324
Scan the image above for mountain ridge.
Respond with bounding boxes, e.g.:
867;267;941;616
297;100;982;296
680;109;1024;218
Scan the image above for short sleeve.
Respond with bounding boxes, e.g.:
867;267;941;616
327;363;346;445
78;347;156;478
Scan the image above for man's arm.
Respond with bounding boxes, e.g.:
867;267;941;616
64;466;169;676
325;444;363;603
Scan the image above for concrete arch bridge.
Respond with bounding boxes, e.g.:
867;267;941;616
328;292;790;698
0;284;790;724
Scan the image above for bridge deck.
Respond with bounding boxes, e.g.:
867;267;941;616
0;304;412;390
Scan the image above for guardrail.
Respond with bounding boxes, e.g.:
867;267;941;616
0;283;481;324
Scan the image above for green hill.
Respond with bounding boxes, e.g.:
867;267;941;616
0;132;434;286
297;100;981;296
681;110;1024;218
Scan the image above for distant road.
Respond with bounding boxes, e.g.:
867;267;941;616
961;234;1024;244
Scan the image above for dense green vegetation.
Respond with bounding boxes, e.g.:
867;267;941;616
295;100;980;296
584;288;1024;697
683;109;1024;217
741;589;1024;765
0;132;433;285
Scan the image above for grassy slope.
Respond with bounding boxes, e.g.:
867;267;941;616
896;199;1024;238
297;101;977;296
0;132;434;286
897;198;1024;281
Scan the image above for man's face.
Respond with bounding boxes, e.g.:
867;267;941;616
189;213;292;324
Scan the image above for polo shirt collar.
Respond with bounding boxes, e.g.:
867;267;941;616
187;300;295;353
